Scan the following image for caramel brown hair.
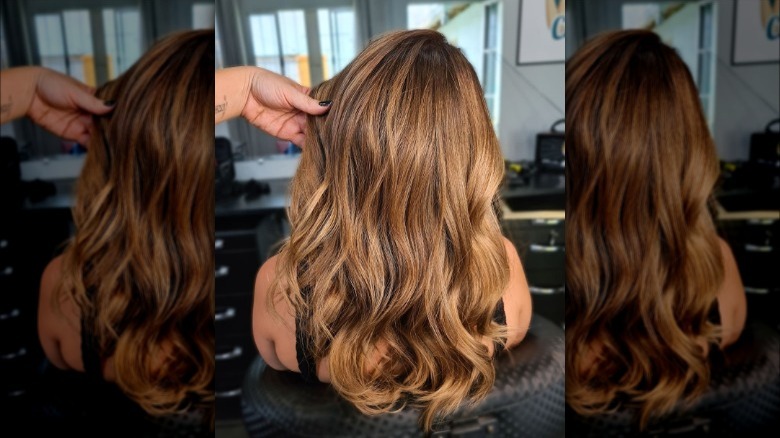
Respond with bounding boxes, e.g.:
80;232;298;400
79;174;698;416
56;30;214;417
566;30;724;426
270;29;509;429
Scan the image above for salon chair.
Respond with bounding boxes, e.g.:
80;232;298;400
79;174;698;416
241;314;565;437
24;359;209;437
566;321;780;437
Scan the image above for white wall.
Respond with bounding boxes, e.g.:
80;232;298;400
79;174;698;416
713;0;779;161
438;3;485;84
498;0;565;160
653;2;698;78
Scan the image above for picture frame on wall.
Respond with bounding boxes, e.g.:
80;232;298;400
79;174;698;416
731;0;780;65
516;0;566;65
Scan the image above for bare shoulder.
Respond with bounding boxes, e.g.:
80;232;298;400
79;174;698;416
252;255;296;371
716;237;747;348
38;255;80;370
39;256;79;325
253;255;280;336
40;256;63;303
501;237;533;349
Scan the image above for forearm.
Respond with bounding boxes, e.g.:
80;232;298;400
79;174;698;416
215;66;253;124
0;67;41;124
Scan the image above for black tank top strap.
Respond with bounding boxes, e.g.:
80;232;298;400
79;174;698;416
492;298;508;355
295;287;319;383
80;307;103;377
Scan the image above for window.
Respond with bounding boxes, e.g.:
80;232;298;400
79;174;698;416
192;3;215;29
0;14;9;70
102;7;142;79
33;4;144;84
215;20;224;70
249;10;309;84
697;2;715;125
35;10;95;85
317;7;356;79
483;2;499;120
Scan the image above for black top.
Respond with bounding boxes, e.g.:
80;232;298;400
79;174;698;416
295;296;509;383
78;307;208;436
80;312;103;377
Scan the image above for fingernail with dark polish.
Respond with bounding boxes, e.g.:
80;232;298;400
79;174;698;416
104;100;116;106
319;100;332;107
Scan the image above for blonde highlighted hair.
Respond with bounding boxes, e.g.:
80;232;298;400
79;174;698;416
565;30;724;426
56;30;214;418
270;29;509;429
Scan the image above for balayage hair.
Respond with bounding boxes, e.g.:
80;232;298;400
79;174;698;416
270;29;509;429
56;30;214;418
565;30;724;426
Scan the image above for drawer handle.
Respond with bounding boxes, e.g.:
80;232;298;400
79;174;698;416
1;347;27;360
215;239;224;250
215;307;237;321
216;346;243;361
0;308;21;320
216;388;242;398
529;286;565;295
744;286;770;295
1;266;12;276
7;389;26;397
744;243;773;253
746;219;776;225
215;266;230;277
531;219;562;226
529;244;564;253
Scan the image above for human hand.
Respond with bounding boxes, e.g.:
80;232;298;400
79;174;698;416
241;68;331;147
27;67;114;145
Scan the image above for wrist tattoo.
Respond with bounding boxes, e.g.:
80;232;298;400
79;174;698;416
215;95;227;119
0;95;11;117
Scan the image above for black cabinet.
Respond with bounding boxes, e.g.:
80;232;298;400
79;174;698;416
502;218;565;327
719;218;780;329
0;210;71;415
214;210;289;421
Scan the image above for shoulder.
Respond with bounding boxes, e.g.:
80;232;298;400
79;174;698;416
252;256;296;371
501;237;532;349
38;255;80;370
39;256;77;323
40;255;64;301
253;255;280;334
715;237;747;348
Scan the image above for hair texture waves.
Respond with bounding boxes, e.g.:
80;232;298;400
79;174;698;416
565;30;724;427
270;29;509;430
55;30;214;418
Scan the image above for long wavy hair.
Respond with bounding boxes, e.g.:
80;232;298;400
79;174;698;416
55;30;214;417
269;29;509;429
565;30;724;426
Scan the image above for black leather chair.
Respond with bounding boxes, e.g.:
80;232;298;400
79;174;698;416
566;321;780;437
241;315;565;437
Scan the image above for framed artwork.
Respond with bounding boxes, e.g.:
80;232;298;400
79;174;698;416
731;0;780;65
516;0;566;65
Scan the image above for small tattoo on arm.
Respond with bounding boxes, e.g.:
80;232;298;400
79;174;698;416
215;95;227;119
0;95;11;117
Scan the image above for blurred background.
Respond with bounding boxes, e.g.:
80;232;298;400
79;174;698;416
1;0;215;156
216;0;564;160
215;1;566;436
0;0;214;428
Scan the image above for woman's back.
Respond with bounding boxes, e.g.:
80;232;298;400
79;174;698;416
36;30;215;426
251;29;532;431
565;29;747;426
